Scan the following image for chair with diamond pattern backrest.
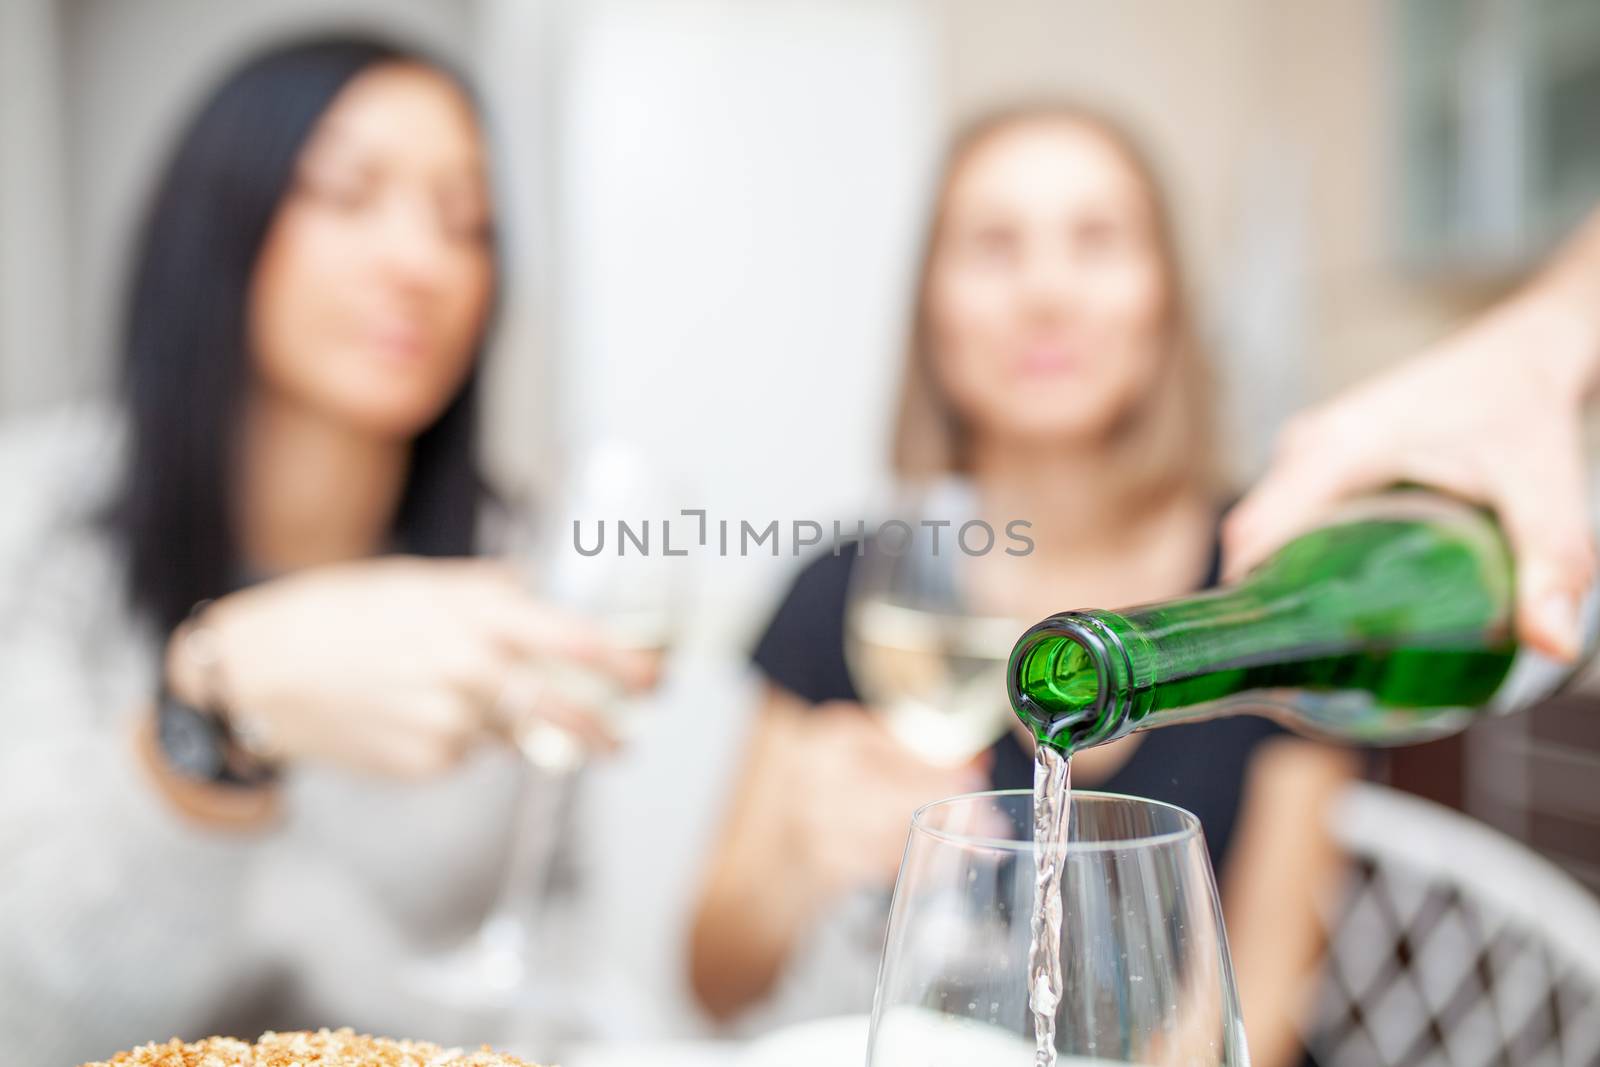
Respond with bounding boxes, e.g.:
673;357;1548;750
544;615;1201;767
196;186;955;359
1305;781;1600;1067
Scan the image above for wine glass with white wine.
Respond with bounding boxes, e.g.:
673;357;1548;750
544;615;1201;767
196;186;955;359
405;441;684;1049
510;441;682;771
845;478;1023;766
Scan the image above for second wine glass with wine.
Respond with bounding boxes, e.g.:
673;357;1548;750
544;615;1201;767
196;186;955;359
845;478;1025;766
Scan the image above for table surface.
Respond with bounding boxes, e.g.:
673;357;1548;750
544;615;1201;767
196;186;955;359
559;1014;1175;1067
563;1038;745;1067
563;1015;868;1067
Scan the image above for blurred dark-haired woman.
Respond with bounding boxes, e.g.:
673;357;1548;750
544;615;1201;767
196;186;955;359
0;36;646;1061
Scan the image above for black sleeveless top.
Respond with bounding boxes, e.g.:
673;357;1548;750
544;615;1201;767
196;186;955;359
750;531;1285;876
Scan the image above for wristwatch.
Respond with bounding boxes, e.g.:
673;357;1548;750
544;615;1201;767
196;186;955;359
154;603;281;788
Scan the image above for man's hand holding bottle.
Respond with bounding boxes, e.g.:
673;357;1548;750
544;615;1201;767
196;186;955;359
1225;208;1600;662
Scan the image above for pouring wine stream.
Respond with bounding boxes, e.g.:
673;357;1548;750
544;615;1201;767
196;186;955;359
1029;744;1071;1067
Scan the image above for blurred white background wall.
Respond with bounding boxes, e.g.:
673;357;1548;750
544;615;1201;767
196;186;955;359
551;0;935;648
534;0;937;1035
0;1;70;414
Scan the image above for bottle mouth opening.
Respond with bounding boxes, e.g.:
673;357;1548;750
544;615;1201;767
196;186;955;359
1008;613;1125;751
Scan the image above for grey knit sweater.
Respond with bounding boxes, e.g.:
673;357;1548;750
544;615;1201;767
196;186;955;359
0;405;569;1064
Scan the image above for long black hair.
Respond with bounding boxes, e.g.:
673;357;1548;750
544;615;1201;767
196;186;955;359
109;35;498;635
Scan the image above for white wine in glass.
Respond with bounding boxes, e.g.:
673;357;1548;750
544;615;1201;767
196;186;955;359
513;441;685;771
405;442;684;1049
844;478;1023;766
845;597;1018;766
512;612;674;770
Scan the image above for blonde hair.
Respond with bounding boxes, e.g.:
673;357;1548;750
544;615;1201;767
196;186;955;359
891;103;1217;517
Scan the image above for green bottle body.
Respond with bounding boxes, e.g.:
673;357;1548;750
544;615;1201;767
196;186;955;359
1009;494;1583;753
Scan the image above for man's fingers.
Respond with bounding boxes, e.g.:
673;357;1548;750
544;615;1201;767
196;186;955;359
1223;448;1375;581
1516;559;1587;662
1495;450;1596;661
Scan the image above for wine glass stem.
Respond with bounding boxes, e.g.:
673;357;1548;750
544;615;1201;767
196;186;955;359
481;763;578;962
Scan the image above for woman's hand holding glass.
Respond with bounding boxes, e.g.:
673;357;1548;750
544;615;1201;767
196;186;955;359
172;557;658;777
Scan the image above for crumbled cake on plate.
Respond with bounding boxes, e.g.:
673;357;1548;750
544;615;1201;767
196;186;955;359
80;1027;542;1067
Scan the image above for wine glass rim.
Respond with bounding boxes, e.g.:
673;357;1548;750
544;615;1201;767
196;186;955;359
910;788;1202;853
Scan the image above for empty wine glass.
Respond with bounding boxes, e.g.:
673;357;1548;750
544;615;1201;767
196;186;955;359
844;478;1023;766
867;790;1249;1066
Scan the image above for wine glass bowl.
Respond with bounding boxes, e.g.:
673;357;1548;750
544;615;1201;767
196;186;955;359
513;440;684;770
844;479;1024;766
867;790;1249;1066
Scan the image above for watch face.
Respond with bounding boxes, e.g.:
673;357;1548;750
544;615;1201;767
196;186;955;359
157;698;227;780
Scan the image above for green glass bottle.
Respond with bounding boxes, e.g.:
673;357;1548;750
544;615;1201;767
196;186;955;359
1008;493;1592;753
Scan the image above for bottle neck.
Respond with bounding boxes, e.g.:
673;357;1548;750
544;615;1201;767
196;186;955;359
1009;583;1282;751
1007;610;1133;751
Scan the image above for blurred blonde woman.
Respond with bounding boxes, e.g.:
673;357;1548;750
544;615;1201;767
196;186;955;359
689;105;1355;1067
